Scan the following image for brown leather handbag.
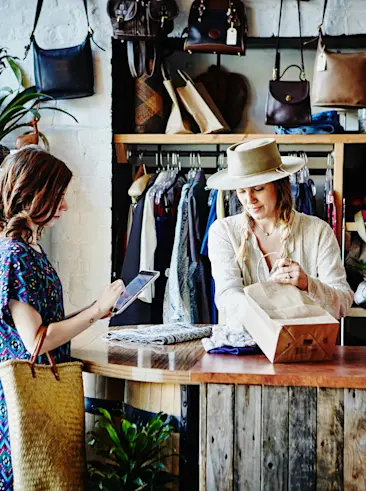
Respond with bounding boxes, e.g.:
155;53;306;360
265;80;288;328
184;0;247;56
312;0;366;108
265;0;311;127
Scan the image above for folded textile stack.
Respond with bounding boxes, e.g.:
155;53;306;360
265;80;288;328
275;110;344;135
103;323;213;345
201;324;256;352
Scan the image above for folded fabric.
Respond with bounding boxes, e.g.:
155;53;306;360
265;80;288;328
201;324;256;352
103;323;213;345
207;345;262;355
275;110;344;135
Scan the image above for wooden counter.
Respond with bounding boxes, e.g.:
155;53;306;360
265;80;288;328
73;321;366;389
73;322;366;490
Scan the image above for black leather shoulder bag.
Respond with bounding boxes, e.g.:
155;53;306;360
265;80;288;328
265;0;311;127
25;0;102;99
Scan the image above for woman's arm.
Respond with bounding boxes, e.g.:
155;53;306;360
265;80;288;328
306;224;354;318
208;220;249;322
9;280;124;355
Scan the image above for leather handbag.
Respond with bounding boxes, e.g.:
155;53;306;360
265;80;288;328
176;70;230;134
135;56;165;133
184;0;247;56
25;0;98;99
265;0;311;127
0;327;86;490
312;0;366;108
107;0;178;78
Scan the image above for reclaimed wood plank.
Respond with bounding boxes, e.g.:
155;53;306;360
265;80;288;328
234;385;262;491
206;384;234;491
261;386;289;491
316;388;344;491
199;384;207;491
344;389;366;490
289;387;316;491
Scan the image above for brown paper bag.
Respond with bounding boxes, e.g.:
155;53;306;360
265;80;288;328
243;282;339;363
176;70;230;134
162;66;194;135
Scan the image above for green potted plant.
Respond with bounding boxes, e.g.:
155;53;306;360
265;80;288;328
88;409;179;491
0;48;77;159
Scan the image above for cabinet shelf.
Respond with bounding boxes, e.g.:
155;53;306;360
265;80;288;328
347;307;366;318
114;133;366;145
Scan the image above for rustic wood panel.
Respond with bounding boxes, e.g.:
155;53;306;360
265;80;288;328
206;384;234;491
234;385;262;491
199;384;207;491
344;389;366;490
316;388;344;491
289;387;316;491
261;386;289;491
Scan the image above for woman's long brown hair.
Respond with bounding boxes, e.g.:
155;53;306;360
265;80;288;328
0;146;72;243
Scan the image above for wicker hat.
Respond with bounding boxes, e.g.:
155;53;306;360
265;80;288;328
207;138;305;190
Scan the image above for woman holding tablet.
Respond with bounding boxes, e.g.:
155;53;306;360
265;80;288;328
0;146;124;488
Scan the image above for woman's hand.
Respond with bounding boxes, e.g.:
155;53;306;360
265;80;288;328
270;257;308;291
95;279;125;318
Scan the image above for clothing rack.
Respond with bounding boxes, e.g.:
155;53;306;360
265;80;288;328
127;150;330;159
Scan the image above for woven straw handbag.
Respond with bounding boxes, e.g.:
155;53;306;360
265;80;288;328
0;326;86;490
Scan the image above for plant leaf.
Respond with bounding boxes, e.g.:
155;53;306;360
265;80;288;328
7;57;22;85
39;106;78;123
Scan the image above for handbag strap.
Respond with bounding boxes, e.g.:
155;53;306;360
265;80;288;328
29;325;60;380
24;0;104;58
274;0;305;81
127;41;157;78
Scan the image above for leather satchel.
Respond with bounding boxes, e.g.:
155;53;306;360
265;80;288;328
25;0;98;99
184;0;247;56
265;0;311;127
108;0;178;77
312;0;366;108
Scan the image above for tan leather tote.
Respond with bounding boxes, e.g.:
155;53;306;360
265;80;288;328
0;326;86;490
312;0;366;108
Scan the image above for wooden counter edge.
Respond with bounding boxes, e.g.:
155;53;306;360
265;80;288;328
191;372;366;388
81;360;195;384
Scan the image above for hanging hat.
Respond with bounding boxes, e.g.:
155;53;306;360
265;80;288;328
207;138;305;190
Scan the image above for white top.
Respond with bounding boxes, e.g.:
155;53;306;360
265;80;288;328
208;211;354;328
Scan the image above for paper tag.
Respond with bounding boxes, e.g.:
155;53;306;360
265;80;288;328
316;52;327;72
226;27;237;46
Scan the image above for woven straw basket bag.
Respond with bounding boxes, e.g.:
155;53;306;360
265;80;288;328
0;326;86;490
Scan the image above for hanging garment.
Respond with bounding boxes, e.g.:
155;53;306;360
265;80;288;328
163;183;192;323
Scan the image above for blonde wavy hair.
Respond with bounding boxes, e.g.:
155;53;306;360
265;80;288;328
238;177;294;261
0;146;72;243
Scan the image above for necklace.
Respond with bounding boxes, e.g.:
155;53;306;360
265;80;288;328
255;222;277;237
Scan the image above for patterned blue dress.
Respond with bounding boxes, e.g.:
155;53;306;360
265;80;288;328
0;238;70;490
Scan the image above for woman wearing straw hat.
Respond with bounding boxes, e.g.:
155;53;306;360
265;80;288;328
207;138;353;338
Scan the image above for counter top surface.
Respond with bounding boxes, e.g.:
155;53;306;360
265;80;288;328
71;322;366;387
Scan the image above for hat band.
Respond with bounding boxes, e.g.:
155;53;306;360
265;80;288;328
228;163;287;179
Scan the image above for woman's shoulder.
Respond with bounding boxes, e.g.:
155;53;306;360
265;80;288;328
0;237;30;259
294;211;333;236
210;213;244;235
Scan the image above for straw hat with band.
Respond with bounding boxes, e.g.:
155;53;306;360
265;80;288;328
207;138;305;190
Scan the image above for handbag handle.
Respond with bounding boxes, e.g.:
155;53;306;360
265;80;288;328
273;0;305;81
29;325;60;380
278;64;307;81
177;69;195;85
24;0;103;58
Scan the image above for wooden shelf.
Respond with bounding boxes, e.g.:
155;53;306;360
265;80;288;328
114;134;366;145
347;307;366;318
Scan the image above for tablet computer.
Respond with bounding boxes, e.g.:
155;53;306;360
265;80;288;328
111;270;160;316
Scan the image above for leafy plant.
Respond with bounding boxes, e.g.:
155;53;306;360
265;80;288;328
88;409;179;491
0;48;77;143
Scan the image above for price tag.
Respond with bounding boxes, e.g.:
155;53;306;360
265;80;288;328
226;27;237;46
316;52;327;72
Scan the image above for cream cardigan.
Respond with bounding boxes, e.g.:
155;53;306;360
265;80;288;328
208;211;354;327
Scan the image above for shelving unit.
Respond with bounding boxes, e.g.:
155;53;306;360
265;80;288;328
114;132;366;319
